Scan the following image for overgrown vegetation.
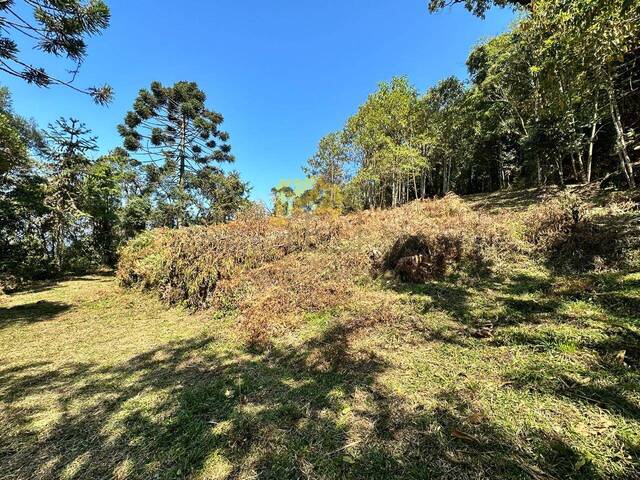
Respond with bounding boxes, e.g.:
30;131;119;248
3;189;639;480
118;189;639;346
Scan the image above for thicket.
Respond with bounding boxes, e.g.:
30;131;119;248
118;189;639;345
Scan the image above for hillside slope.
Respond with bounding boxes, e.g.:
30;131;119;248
1;189;639;479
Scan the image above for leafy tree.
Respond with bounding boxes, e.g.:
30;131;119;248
529;0;640;187
190;167;249;224
303;132;351;209
305;132;349;186
419;76;468;194
82;151;139;266
292;177;344;214
0;86;51;281
0;0;112;103
271;184;295;217
345;77;424;208
118;81;235;227
0;112;27;177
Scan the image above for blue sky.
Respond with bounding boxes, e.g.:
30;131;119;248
5;0;514;203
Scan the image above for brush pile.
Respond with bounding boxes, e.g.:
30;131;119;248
117;204;344;309
118;190;639;344
118;195;519;339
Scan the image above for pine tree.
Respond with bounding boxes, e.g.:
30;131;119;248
0;0;112;103
43;118;97;269
118;81;235;227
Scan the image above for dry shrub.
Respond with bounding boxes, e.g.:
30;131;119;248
524;193;640;271
117;194;518;344
384;233;464;282
117;205;343;309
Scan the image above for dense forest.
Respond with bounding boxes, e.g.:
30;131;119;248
275;0;640;213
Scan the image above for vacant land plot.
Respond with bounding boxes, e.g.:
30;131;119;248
2;257;639;479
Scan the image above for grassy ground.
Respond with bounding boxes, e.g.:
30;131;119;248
1;196;640;479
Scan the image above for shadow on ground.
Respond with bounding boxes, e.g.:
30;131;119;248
0;300;71;329
0;317;607;480
384;266;640;426
3;271;115;296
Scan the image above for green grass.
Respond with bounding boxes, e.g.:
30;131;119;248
1;262;639;479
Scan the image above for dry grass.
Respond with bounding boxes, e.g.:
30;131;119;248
118;194;521;346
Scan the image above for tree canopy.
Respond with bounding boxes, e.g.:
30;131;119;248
118;81;240;227
0;0;112;103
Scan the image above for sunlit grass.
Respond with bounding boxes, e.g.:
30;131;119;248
1;253;639;479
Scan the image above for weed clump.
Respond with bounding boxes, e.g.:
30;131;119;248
524;192;640;271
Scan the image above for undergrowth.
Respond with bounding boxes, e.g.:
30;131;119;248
117;190;638;348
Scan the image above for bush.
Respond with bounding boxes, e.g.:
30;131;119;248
524;193;640;271
117;205;343;309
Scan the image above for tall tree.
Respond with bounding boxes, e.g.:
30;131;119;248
0;0;112;103
82;151;139;266
305;132;349;186
304;131;350;208
419;76;468;194
43;117;96;269
118;81;235;227
345;77;424;208
0;86;51;279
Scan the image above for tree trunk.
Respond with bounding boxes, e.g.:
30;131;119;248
607;71;635;188
585;100;599;183
442;159;450;195
576;152;586;184
570;153;579;183
555;157;565;188
177;116;188;227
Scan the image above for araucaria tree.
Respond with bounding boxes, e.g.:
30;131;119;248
0;0;112;103
43;117;97;269
118;81;236;227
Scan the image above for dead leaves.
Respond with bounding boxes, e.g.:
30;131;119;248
451;428;480;443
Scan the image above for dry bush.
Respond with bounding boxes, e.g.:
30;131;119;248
118;194;518;344
117;205;343;309
524;192;640;271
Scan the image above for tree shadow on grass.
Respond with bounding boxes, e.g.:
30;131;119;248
4;271;115;295
0;300;71;329
385;271;561;331
1;317;623;479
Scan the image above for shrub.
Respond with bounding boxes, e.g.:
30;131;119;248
117;205;343;309
524;193;640;271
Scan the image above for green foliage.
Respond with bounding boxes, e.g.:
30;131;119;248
308;0;640;210
118;81;240;227
0;0;112;103
0;113;27;176
427;0;531;18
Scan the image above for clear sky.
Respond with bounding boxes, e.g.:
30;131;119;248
5;0;514;203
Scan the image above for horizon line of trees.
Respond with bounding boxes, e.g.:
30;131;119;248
1;81;250;284
275;0;639;213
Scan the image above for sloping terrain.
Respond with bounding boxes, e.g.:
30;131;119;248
1;189;639;479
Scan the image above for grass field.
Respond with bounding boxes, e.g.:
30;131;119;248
1;192;640;479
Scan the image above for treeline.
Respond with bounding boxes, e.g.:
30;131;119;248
275;0;640;213
0;83;249;284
